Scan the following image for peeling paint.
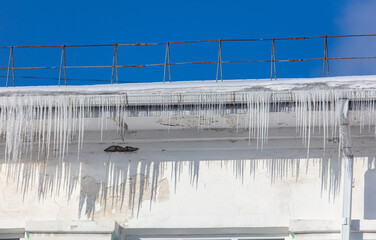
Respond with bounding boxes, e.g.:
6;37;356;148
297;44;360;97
157;116;219;128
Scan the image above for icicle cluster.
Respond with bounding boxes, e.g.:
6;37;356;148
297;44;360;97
0;89;375;161
0;95;124;161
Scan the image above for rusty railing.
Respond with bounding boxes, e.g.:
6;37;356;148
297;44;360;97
1;34;376;87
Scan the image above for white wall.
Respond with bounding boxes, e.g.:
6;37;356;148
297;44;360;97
0;112;375;233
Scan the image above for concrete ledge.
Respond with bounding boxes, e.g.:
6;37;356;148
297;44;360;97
123;227;289;238
0;220;25;239
26;221;119;234
290;219;376;233
289;219;341;233
353;220;376;232
26;233;115;240
0;231;25;240
25;221;121;240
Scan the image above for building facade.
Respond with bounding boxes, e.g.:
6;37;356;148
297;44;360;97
1;76;376;240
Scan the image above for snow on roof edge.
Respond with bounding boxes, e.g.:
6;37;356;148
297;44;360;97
1;75;376;95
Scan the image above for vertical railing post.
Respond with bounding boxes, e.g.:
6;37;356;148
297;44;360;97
111;44;118;84
6;46;14;87
216;39;223;82
168;42;171;83
270;38;277;81
11;46;15;87
58;45;67;86
323;36;330;77
163;42;167;83
58;45;64;86
116;44;118;84
63;46;67;85
163;42;171;83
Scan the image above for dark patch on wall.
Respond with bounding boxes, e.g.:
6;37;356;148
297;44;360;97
104;145;139;152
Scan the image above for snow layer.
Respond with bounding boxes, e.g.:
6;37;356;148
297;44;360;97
0;75;376;161
1;75;376;95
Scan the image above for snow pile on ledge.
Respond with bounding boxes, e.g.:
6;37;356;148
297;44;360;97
2;75;376;95
0;76;376;161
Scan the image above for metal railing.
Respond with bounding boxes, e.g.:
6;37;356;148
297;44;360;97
1;34;376;87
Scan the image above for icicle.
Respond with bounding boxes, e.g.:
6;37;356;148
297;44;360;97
0;88;375;162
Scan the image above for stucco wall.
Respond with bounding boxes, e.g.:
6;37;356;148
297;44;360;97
0;112;375;233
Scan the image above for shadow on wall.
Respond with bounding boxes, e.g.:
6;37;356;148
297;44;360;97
364;167;376;219
1;152;365;221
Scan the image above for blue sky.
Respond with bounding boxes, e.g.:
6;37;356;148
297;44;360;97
1;0;376;86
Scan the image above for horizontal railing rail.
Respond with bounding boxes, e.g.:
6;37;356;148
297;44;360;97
2;34;376;87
